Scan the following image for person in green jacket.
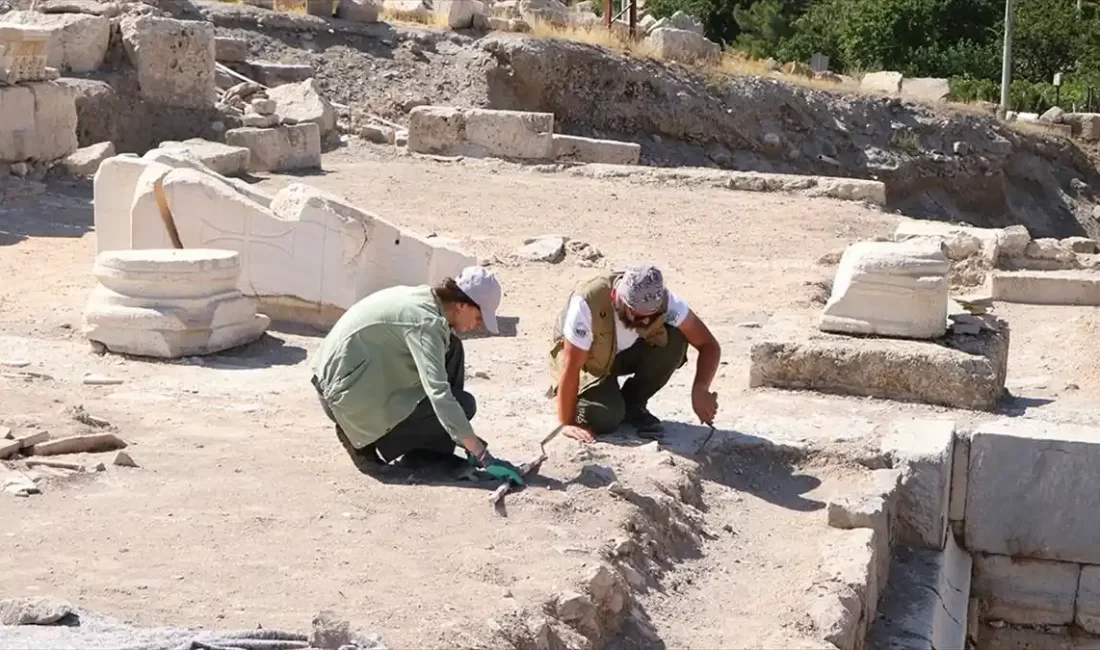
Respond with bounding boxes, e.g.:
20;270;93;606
310;265;524;484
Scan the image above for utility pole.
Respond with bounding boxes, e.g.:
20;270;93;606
998;0;1015;119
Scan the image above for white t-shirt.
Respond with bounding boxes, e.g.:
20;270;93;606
562;291;690;353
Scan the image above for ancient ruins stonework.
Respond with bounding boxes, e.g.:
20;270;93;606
120;16;216;109
819;240;950;339
0;11;109;74
0;24;50;84
0;80;78;163
93;153;476;326
82;249;270;358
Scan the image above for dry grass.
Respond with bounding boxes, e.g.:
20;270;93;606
377;5;452;27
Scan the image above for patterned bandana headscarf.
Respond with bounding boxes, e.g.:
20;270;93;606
617;265;668;315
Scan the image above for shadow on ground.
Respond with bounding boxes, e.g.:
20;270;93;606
0;183;94;247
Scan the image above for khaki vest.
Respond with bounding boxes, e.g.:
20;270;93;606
548;272;669;395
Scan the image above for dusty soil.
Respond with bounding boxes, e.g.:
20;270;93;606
2;147;1100;648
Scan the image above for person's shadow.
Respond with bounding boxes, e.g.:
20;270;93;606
596;420;826;513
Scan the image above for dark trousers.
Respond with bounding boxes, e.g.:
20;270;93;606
575;326;689;435
314;333;477;468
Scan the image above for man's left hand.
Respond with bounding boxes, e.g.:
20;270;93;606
691;386;718;425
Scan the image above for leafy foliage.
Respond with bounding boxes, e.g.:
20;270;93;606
649;0;1100;111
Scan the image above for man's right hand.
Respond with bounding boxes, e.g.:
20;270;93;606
562;424;595;444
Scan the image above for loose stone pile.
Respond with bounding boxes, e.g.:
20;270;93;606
82;248;271;358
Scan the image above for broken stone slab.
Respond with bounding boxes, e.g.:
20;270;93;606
157;139;251;177
807;527;888;650
551;134;640;165
121;16;216;109
0;438;21;459
881;419;955;550
240;112;279;128
37;0;120;16
893;218;1002;263
1063;236;1099;254
251;98;276;116
335;0;379;21
225;123;321;172
246;60;313;87
266;78;336;139
83;248;270;359
0;11;109;73
749;316;1009;411
63;141;114;176
360;124;395;144
214;35;249;62
15;431;50;449
826;468;900;540
30;432;126;455
0;24;51;84
972;554;1078;626
991;270;1100;306
515;236;566;263
0;81;78;163
408;105;554;160
865;533;971;650
965;418;1100;565
113;450;137;467
819;240;950;340
0;597;74;625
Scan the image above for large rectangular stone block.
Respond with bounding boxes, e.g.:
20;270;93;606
992;270;1100;305
748;318;1009;411
552;134;641;165
120;16;215;109
93;154;149;253
866;533;971;650
881;419;954;550
966;418;1100;564
1077;566;1100;634
972;554;1079;626
224;123;321;172
463;108;553;159
0;11;109;73
0;81;78;162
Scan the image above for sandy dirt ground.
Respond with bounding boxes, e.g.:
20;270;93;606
2;144;1099;649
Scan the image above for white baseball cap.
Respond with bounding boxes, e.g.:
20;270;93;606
455;265;502;334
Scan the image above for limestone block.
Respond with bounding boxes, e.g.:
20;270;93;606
214;35;249;62
407;105;465;154
819;240;950;339
893;218;1002;264
866;533;971;650
266;78;336;139
881;419;954;550
552;134;641;165
996;224;1030;258
750;316;1009;411
948;433;969;526
861;71;903;94
1076;566;1100;634
807;527;887;650
63;141;114;176
0;81;78;162
1063;236;1099;254
643;27;719;64
335;0;379;22
120;16;216;109
246;60;312;87
224;123;321;172
433;0;481;27
992;270;1100;306
972;554;1079;626
0;24;50;83
1025;237;1075;262
966;418;1100;564
900;77;950;103
427;237;477;285
463;108;553;159
94;155;155;253
139;146;272;207
0;11;109;73
826;468;900;542
82;249;270;358
157;139;251;177
666;9;704;34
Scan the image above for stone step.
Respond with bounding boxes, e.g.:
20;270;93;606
992;269;1100;305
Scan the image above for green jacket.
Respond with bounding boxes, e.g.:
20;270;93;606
310;285;474;449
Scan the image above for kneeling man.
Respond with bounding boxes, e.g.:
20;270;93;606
548;265;721;443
